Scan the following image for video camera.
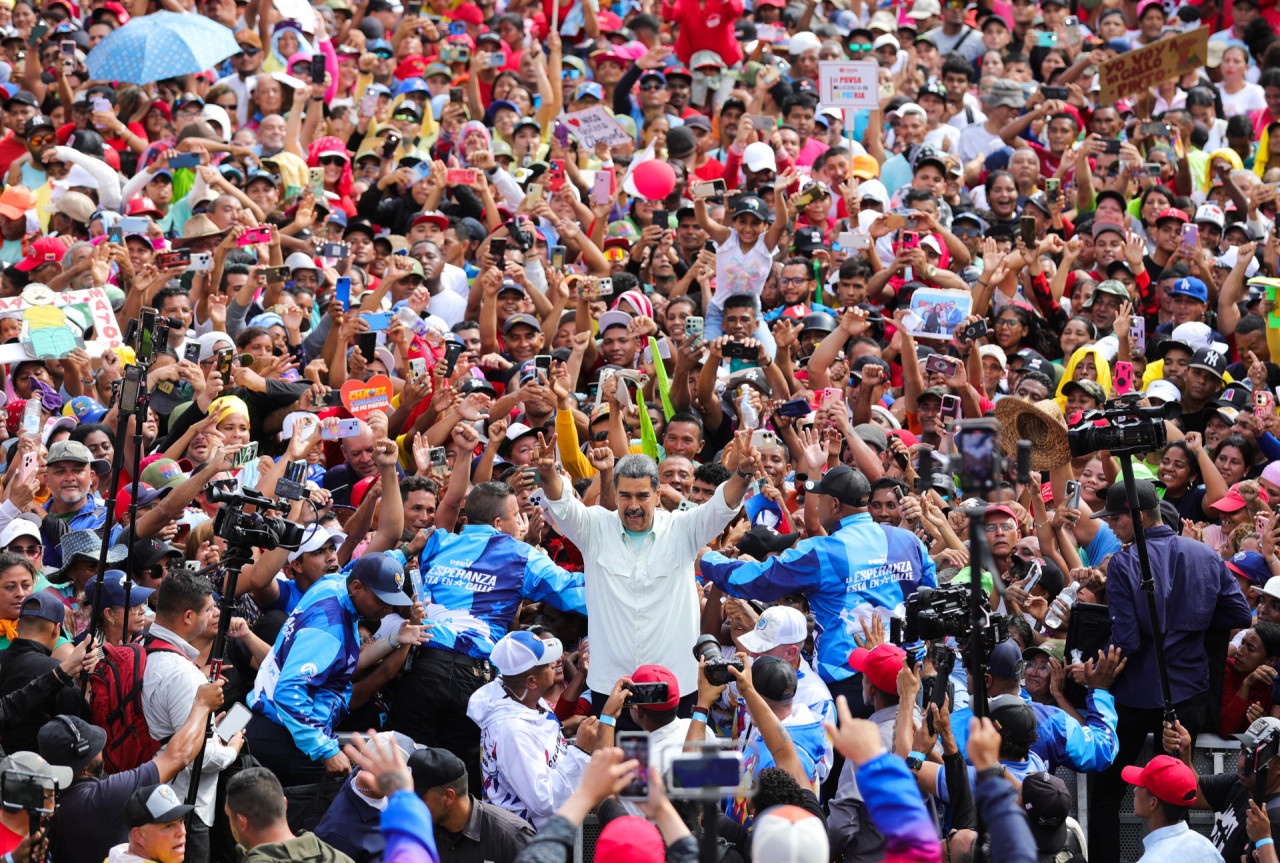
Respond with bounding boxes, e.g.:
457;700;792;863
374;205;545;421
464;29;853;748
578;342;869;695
1068;394;1179;458
693;634;745;687
903;585;1009;655
207;481;307;551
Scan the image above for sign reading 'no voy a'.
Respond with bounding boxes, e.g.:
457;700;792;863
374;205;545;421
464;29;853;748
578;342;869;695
818;60;880;110
1097;27;1209;106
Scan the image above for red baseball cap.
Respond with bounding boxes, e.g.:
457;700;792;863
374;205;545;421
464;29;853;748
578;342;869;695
126;196;163;218
1155;208;1189;224
848;643;906;694
1211;481;1270;513
15;236;68;272
631;664;679;711
984;504;1020;523
1121;755;1198;805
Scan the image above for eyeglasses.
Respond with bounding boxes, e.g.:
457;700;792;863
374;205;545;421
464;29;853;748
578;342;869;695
984;522;1017;533
318;155;348;167
27;134;54;147
639;81;664;91
8;545;40;555
779;277;811;286
994;317;1022;327
953;226;980;237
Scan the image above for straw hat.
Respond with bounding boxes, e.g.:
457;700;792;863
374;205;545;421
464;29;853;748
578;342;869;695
172;214;230;248
993;397;1070;470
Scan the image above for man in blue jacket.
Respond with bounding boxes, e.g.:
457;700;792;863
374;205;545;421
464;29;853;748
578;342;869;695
699;465;936;716
247;553;416;786
1089;479;1252;863
388;429;588;796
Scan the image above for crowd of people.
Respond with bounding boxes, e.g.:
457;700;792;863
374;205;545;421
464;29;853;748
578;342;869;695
4;0;1280;859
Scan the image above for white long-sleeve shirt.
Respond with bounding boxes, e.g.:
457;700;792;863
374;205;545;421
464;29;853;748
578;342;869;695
141;622;237;827
542;481;739;696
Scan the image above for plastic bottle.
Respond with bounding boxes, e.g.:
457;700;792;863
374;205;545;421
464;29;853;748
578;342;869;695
1044;582;1080;630
738;387;759;429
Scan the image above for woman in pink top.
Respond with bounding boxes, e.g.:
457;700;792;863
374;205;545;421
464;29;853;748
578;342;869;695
661;0;744;67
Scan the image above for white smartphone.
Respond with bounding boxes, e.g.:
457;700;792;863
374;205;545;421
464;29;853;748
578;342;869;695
217;702;253;742
322;418;362;440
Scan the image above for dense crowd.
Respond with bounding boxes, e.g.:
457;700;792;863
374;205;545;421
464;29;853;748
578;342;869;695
2;0;1280;860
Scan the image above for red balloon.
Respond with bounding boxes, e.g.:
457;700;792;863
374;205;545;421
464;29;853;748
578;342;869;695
630;160;676;201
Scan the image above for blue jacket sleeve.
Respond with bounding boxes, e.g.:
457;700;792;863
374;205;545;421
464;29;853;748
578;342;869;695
1106;555;1140;656
1258;433;1280;464
1212;560;1254;631
856;753;943;863
700;544;824;601
1068;690;1119;772
382;790;440;863
272;625;345;761
521;548;588;617
974;774;1039;863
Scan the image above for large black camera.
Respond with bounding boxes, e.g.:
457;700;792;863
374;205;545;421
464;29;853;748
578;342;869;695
903;585;973;642
208;481;307;551
693;634;745;687
1068;394;1179;458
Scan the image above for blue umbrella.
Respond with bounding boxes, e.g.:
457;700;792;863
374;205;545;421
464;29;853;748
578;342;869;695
86;11;239;85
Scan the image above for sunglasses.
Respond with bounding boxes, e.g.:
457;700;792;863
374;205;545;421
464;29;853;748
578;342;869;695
639;81;664;91
8;544;40;555
563;68;583;80
28;134;54;147
235;47;260;56
849;43;874;52
373;50;394;58
604;247;627;261
318;155;348;166
953;226;981;237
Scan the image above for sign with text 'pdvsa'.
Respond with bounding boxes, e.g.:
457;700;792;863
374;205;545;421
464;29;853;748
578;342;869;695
818;60;880;111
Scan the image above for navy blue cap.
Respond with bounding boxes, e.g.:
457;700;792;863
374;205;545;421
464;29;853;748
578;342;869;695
349;553;412;605
19;591;65;623
87;570;155;609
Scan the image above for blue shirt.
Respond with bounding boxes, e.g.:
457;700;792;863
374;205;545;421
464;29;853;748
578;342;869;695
42;497;107;568
1107;525;1252;709
700;513;936;682
417;525;587;660
1138;822;1225;863
249;573;362;761
950;689;1119;773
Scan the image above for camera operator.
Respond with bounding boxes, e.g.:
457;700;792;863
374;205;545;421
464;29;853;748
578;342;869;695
39;681;224;863
594;666;714;777
1163;716;1280;862
912;696;1044;802
0;751;65;858
700;465;936;717
1089;479;1252;863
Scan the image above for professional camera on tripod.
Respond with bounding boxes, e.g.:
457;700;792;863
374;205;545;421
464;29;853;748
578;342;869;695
206;480;308;552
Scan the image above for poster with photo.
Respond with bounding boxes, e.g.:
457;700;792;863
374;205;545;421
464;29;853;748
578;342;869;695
906;288;971;340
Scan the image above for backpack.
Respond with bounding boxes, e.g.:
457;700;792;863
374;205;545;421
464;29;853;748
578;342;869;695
87;636;186;774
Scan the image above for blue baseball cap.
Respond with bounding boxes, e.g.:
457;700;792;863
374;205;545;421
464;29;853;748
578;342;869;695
87;570;156;609
328;208;349;227
348;553;412;606
368;38;394;57
19;591;66;623
249;312;285;330
574;81;605;101
365;83;392;98
1228;550;1272;587
1169;277;1208;303
396;77;430;96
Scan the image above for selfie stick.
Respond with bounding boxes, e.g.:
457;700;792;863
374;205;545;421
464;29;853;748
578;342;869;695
1117;452;1177;727
184;544;254;817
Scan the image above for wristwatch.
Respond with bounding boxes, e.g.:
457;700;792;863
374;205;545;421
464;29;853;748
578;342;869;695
906;750;926;772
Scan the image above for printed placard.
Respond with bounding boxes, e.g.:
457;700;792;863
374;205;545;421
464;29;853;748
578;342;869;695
561;106;632;147
341;374;392;417
1097;28;1209;105
0;287;121;364
818;60;880;110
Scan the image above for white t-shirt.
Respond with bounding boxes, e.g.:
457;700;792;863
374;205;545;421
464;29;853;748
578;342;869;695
1218;81;1266;119
958;123;1003;165
924;125;959;156
440;263;471;298
712;229;774;310
426;287;467;327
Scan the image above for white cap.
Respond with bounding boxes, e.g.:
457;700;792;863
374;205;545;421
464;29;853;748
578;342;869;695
41;415;76;447
859;180;890;206
504;422;537;442
1145;379;1182;403
787;32;821;55
979;344;1007;370
739;606;809;653
1169;321;1214;352
919;235;942;256
285;251;320;272
203;104;232;142
872;33;900;51
0;517;40;548
280;411;319;441
597;310;632;334
1215;246;1260;277
287;525;346;562
751;805;829;863
892;102;926;121
1260;575;1280;601
196;330;235;363
743;141;777;173
1194;203;1225;229
491;630;563;676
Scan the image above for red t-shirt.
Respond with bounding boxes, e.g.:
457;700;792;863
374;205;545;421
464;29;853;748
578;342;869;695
0;131;28;176
0;822;23;854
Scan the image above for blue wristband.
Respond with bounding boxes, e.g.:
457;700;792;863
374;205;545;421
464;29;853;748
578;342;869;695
1257;839;1274;849
598;714;616;728
691;708;709;723
909;750;926;762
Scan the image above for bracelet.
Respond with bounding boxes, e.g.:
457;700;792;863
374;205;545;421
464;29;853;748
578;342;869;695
691;708;709;724
388;630;401;650
1257;839;1274;849
598;714;616;728
908;750;926;762
735;467;753;478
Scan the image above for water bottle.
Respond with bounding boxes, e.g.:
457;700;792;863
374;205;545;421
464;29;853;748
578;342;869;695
738;387;759;429
1044;582;1080;630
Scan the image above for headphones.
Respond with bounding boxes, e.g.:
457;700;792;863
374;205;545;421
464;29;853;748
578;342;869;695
58;715;90;759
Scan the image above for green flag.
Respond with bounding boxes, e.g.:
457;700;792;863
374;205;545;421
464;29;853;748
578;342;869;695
649;336;674;420
636;386;660;460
